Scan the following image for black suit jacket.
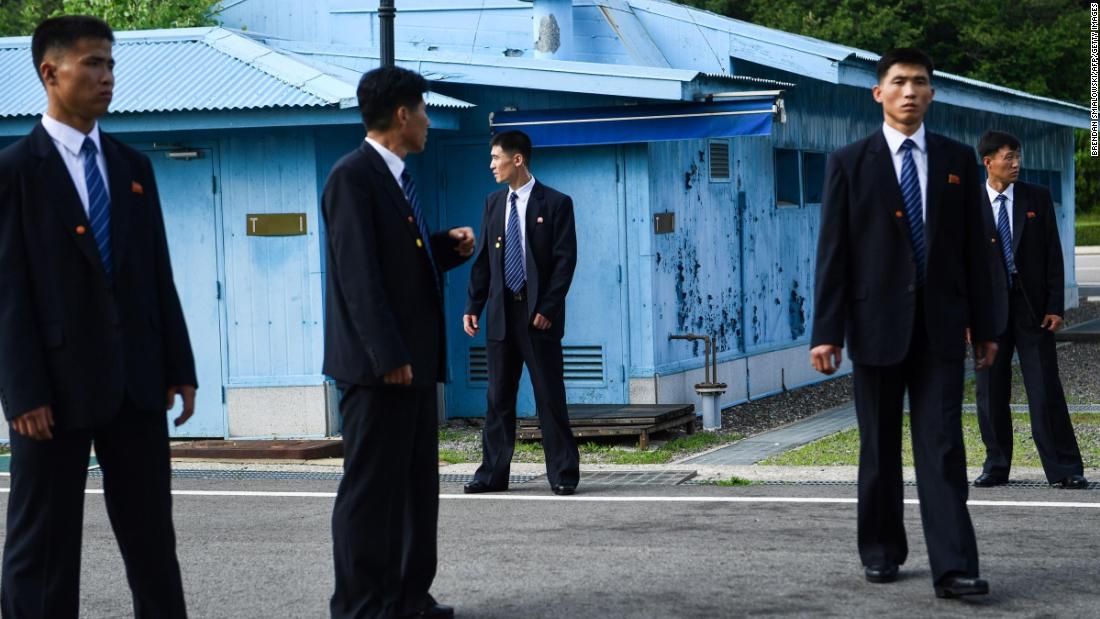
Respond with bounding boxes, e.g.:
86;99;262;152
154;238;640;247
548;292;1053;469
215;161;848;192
321;141;469;388
811;129;995;366
464;181;577;341
984;181;1065;331
0;123;196;429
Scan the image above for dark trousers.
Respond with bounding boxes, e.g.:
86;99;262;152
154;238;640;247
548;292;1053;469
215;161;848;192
330;384;440;619
976;289;1083;482
1;403;186;619
474;292;579;489
852;299;978;584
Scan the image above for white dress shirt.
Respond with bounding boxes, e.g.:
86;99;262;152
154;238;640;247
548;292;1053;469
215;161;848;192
364;136;405;188
882;122;928;222
504;175;536;277
41;114;110;217
986;182;1015;238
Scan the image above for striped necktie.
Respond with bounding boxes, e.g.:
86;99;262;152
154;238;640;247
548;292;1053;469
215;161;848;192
899;139;926;288
995;194;1016;286
400;170;440;292
81;137;112;279
504;191;526;293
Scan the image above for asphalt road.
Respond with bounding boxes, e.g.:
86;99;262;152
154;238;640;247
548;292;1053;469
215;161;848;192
0;478;1097;618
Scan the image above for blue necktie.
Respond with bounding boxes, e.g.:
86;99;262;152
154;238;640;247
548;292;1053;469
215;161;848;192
899;139;926;288
995;194;1016;286
504;191;526;293
81;137;112;279
400;170;440;291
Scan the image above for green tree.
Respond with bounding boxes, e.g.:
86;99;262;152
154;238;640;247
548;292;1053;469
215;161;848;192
680;0;1098;214
0;0;219;35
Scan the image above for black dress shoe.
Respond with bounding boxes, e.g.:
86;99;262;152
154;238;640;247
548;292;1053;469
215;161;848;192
1053;474;1089;489
551;485;575;496
463;480;506;494
400;603;454;618
973;473;1008;488
935;575;989;598
864;564;898;584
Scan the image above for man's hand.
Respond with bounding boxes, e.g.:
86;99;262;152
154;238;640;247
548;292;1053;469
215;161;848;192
532;313;552;330
810;344;843;375
11;405;54;440
463;314;479;337
166;385;196;427
383;364;413;386
973;341;998;371
449;227;476;257
1040;314;1064;332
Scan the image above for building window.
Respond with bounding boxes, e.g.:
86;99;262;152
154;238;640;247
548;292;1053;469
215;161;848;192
802;151;826;205
709;140;730;182
774;147;800;207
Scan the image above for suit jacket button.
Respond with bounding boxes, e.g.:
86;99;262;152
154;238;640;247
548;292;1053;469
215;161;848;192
908;284;915;292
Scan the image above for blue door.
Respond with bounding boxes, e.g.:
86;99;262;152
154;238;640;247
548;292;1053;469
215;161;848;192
143;147;227;437
439;140;628;418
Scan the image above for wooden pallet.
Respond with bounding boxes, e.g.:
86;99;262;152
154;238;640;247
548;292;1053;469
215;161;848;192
170;439;343;460
517;404;696;449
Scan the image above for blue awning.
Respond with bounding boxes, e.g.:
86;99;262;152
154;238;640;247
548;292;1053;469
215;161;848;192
489;97;777;147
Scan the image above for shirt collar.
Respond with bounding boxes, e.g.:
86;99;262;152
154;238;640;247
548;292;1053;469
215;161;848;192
364;135;405;181
882;122;926;155
509;175;536;201
41;114;102;158
986;181;1015;205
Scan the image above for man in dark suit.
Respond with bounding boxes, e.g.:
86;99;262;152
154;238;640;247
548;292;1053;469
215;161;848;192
0;16;196;618
810;48;998;599
322;66;475;619
462;130;580;496
972;130;1087;490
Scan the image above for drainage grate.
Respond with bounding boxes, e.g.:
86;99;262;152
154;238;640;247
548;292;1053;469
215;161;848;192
580;470;697;485
90;468;345;481
439;473;539;484
683;479;1099;490
962;404;1100;413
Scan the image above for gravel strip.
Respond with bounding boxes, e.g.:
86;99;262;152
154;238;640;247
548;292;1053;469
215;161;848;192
721;298;1100;437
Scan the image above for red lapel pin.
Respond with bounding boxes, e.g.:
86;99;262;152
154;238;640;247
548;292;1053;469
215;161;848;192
947;174;960;185
131;181;144;195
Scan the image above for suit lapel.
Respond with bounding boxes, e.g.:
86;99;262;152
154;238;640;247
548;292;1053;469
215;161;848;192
100;135;132;275
359;142;417;242
868;132;910;241
924;133;946;252
29;124;109;280
1011;183;1026;252
525;182;542;246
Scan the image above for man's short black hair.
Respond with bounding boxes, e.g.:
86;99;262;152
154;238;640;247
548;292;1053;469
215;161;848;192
357;66;429;131
876;48;934;82
490;130;533;166
32;15;114;76
977;130;1022;158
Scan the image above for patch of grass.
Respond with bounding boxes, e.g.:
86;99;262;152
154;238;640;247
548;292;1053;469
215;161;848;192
1077;211;1100;246
712;475;754;487
764;413;1100;469
438;448;470;464
437;422;739;465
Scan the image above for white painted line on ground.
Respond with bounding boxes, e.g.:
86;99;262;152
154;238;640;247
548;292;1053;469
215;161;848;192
0;488;1096;508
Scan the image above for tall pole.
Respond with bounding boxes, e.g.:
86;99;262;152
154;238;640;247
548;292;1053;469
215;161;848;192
379;0;395;68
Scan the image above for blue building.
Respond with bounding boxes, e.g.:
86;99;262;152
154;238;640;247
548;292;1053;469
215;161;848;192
0;1;1090;439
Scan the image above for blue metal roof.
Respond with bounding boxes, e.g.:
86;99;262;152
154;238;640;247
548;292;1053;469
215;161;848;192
0;27;473;119
267;39;791;101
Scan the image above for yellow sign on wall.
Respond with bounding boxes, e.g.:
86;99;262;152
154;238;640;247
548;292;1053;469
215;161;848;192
246;213;307;236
